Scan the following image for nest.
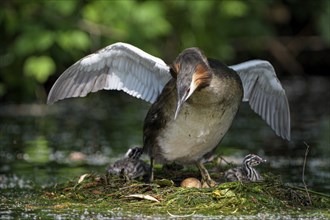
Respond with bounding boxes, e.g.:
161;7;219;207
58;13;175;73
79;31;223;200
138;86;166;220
43;167;330;217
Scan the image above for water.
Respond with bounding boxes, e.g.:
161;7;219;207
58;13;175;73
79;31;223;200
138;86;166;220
0;76;329;218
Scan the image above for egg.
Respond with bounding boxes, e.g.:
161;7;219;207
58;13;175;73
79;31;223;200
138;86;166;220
180;177;202;188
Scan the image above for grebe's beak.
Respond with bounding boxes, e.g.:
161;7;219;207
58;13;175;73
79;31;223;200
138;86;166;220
174;98;183;120
174;82;196;120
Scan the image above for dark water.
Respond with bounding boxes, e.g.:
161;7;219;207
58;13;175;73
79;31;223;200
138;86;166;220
0;76;329;218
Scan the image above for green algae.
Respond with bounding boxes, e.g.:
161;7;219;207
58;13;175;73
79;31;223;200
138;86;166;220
1;160;329;219
3;169;327;219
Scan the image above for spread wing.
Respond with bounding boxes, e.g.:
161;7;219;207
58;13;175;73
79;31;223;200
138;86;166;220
47;42;171;104
230;60;291;140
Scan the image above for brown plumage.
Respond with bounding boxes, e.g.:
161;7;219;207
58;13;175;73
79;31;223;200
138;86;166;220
143;48;243;186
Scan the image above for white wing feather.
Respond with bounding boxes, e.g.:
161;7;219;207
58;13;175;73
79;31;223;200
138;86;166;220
48;44;290;140
47;42;171;104
230;60;291;140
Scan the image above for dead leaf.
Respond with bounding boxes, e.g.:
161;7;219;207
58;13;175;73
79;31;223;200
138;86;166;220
92;190;102;195
78;174;90;184
125;194;160;202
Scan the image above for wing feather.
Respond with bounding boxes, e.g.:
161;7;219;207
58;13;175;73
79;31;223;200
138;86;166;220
230;60;291;140
47;42;171;104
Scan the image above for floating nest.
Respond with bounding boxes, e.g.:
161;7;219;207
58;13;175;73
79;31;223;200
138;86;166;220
43;166;330;217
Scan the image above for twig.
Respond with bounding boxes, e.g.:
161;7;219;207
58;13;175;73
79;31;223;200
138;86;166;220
215;155;232;166
286;184;330;198
302;141;312;205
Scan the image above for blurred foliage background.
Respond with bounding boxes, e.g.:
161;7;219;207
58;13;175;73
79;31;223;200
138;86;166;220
0;0;329;103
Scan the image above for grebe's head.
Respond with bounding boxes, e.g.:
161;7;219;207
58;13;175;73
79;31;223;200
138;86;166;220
171;48;212;119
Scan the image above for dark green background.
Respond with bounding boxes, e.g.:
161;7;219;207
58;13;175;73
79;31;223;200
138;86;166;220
1;0;329;103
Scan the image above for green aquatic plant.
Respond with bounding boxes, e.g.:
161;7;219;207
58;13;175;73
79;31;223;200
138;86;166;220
34;169;329;218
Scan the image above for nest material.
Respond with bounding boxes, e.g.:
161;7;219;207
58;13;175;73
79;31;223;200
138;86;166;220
45;169;330;217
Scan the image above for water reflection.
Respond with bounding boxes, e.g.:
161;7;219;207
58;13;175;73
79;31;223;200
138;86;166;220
0;76;329;194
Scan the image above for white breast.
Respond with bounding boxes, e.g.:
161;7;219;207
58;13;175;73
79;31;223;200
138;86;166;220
157;100;238;164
